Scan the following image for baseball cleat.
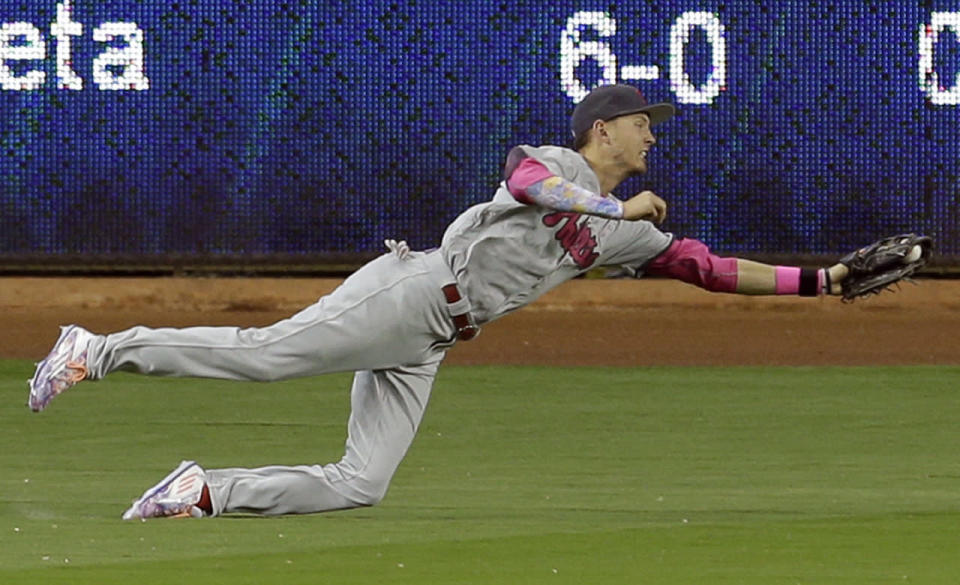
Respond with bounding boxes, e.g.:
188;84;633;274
122;461;208;520
28;325;95;412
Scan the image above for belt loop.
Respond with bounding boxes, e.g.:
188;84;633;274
446;296;471;317
441;283;480;341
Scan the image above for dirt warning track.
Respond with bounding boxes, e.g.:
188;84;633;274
1;277;957;366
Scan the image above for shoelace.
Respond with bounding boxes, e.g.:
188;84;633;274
142;499;196;519
54;360;88;390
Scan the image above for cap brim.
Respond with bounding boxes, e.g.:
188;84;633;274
641;103;675;126
607;103;675;127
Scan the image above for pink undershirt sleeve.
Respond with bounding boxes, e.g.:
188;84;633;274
644;238;739;293
506;157;555;204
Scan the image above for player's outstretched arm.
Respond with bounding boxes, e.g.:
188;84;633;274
646;235;932;300
645;238;848;297
736;234;933;299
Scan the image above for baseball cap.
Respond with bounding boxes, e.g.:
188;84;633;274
571;84;675;141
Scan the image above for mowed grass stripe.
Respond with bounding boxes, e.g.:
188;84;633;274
1;362;959;583
3;517;959;585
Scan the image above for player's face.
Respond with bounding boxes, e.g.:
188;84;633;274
603;113;656;175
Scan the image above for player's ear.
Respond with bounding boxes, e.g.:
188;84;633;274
592;119;610;144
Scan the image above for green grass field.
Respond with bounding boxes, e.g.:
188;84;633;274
2;362;959;584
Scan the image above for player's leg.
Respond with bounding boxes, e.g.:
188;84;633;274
29;251;458;410
122;358;442;518
205;359;440;515
87;253;451;380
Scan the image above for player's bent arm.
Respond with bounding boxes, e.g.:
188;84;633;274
506;158;667;223
507;157;624;218
645;238;849;296
505;154;668;222
524;176;625;218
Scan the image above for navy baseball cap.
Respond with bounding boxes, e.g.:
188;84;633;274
571;84;675;140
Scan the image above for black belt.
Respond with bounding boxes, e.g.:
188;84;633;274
441;283;479;341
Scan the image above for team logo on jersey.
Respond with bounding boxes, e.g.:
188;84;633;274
542;212;599;269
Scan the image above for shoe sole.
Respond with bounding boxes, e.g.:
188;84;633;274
28;325;79;412
122;460;198;520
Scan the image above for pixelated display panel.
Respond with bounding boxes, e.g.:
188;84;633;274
1;1;958;258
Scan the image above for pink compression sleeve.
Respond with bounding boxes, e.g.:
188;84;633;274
506;157;555;204
774;266;801;294
645;238;739;293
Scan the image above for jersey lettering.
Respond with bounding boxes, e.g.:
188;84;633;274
542;212;599;269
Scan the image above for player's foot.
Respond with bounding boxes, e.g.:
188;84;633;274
28;325;95;412
122;461;208;520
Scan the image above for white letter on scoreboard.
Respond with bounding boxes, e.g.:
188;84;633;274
51;0;84;91
93;22;149;91
560;11;618;103
0;22;47;91
669;11;726;105
919;12;960;105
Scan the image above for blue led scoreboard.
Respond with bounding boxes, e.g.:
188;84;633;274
1;1;958;261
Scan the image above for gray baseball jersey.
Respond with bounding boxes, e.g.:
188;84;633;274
76;144;675;517
443;145;673;324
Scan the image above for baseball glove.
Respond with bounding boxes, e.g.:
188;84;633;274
838;233;933;301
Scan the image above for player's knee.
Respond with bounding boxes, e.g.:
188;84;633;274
350;490;385;507
356;482;390;507
346;474;391;507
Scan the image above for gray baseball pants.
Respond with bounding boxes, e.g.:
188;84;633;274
84;250;462;515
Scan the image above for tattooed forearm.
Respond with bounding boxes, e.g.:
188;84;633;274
524;176;624;219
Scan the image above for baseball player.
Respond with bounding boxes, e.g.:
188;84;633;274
29;84;896;520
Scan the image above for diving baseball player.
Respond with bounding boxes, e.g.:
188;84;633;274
26;84;925;520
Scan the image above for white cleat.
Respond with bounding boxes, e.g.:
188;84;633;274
122;461;208;520
28;325;95;412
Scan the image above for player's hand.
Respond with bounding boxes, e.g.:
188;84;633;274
825;262;849;295
622;190;667;223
